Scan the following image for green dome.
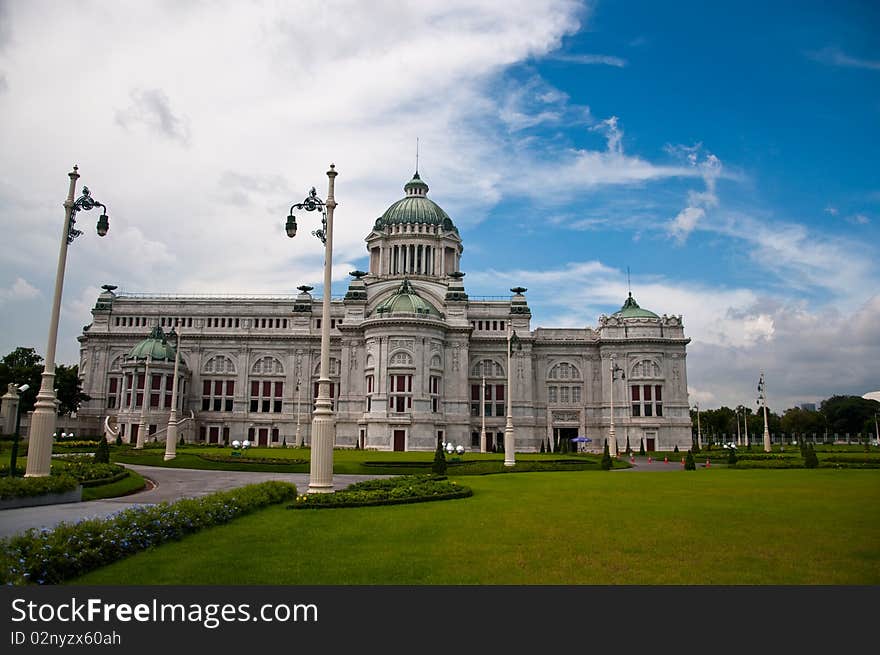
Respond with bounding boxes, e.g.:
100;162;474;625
613;293;659;319
127;326;179;361
373;172;458;233
374;279;441;317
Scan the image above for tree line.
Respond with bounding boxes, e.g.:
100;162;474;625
691;396;879;442
0;347;89;417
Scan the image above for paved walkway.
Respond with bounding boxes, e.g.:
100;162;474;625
0;465;383;540
615;455;698;471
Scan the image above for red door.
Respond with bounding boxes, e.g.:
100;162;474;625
646;437;655;452
393;430;406;452
258;428;269;446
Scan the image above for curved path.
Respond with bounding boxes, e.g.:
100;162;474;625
0;465;384;540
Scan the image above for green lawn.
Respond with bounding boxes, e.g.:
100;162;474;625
80;469;146;501
70;468;880;585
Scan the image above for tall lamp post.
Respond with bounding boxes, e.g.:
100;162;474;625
295;380;303;448
758;371;771;452
692;402;702;450
26;166;110;477
480;374;487;453
9;384;30;476
164;328;183;461
136;355;152;449
608;354;625;457
504;321;521;467
286;164;338;493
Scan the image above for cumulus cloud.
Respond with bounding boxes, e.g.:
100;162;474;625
666;143;722;243
0;277;40;304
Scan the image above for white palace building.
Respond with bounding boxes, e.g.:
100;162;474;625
75;171;693;453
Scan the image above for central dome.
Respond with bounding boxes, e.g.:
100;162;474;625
374;278;441;317
373;172;458;233
127;326;180;361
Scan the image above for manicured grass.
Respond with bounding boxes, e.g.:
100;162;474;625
70;468;880;585
81;469;146;501
111;446;626;475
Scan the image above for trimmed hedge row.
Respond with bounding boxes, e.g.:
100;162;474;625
0;480;297;585
78;470;130;488
289;475;472;509
0;474;79;500
51;459;125;482
197;454;308;466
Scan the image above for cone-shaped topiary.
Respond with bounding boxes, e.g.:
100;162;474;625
727;446;738;465
540;440;545;453
625;436;631;455
115;433;122;447
674;444;679;453
601;439;612;470
94;435;110;464
804;443;819;469
432;440;447;476
639;439;645;456
685;449;696;470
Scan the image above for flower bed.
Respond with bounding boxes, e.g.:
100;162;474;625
289;475;472;509
0;480;297;585
197;454;307;466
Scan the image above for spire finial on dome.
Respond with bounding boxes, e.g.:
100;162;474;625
416;136;419;176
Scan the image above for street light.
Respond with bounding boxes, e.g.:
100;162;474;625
164;328;183;461
608;353;625;457
137;355;152;449
9;384;30;476
286;164;338;493
758;371;771;452
692;402;702;450
25;166;110;477
504;317;521;467
480;374;487;453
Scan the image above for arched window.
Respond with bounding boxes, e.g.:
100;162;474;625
204;355;237;375
630;359;661;379
546;361;582;406
252;356;283;376
389;351;414;367
471;359;504;378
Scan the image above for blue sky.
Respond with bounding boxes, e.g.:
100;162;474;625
0;0;877;410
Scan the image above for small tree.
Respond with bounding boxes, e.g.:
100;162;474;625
115;433;122;447
804;443;819;469
685;449;696;470
727;446;737;466
432;440;447;476
639;439;645;456
673;444;679;453
179;435;185;446
601;440;612;470
94;435;110;464
540;440;545;453
625;436;631;455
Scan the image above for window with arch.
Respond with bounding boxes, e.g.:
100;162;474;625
106;356;124;409
204;355;236;375
631;359;661;378
470;359;505;417
389;351;414;367
252;356;283;376
312;357;341;410
471;359;504;378
546;361;582;406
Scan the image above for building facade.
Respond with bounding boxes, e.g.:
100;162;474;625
76;172;692;452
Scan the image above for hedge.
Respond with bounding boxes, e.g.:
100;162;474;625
289;475;472;509
0;480;297;585
197;454;307;466
0;474;79;500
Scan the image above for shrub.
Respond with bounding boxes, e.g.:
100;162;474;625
601;440;612;471
804;443;819;469
0;474;78;500
432;441;447;476
674;444;679;453
727;447;738;465
290;475;471;509
685;449;696;470
540;440;545;453
639;440;645;456
93;436;110;464
625;436;631;455
0;480;296;585
115;433;122;447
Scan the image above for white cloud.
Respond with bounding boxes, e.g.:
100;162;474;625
550;53;627;67
807;46;880;71
0;277;40;304
665;144;722;243
115;88;191;145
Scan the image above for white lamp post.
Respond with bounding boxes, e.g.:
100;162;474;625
608;354;625;457
758;371;771;452
693;402;702;450
295;380;303;448
504;321;520;467
164;328;183;461
480;374;487;453
25;166;110;477
136;355;152;449
286;164;338;493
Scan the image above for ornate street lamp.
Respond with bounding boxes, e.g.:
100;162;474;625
164;328;183;461
26;166;110;477
504;317;522;467
136;355;152;449
286;165;338;493
608;353;625;457
480;374;487;454
692;402;702;450
758;371;771;452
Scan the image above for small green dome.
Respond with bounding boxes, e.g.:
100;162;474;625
613;293;659;319
127;326;179;361
373;172;458;233
374;279;441;317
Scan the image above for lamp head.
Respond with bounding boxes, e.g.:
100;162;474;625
285;214;297;238
18;383;29;392
96;213;109;237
